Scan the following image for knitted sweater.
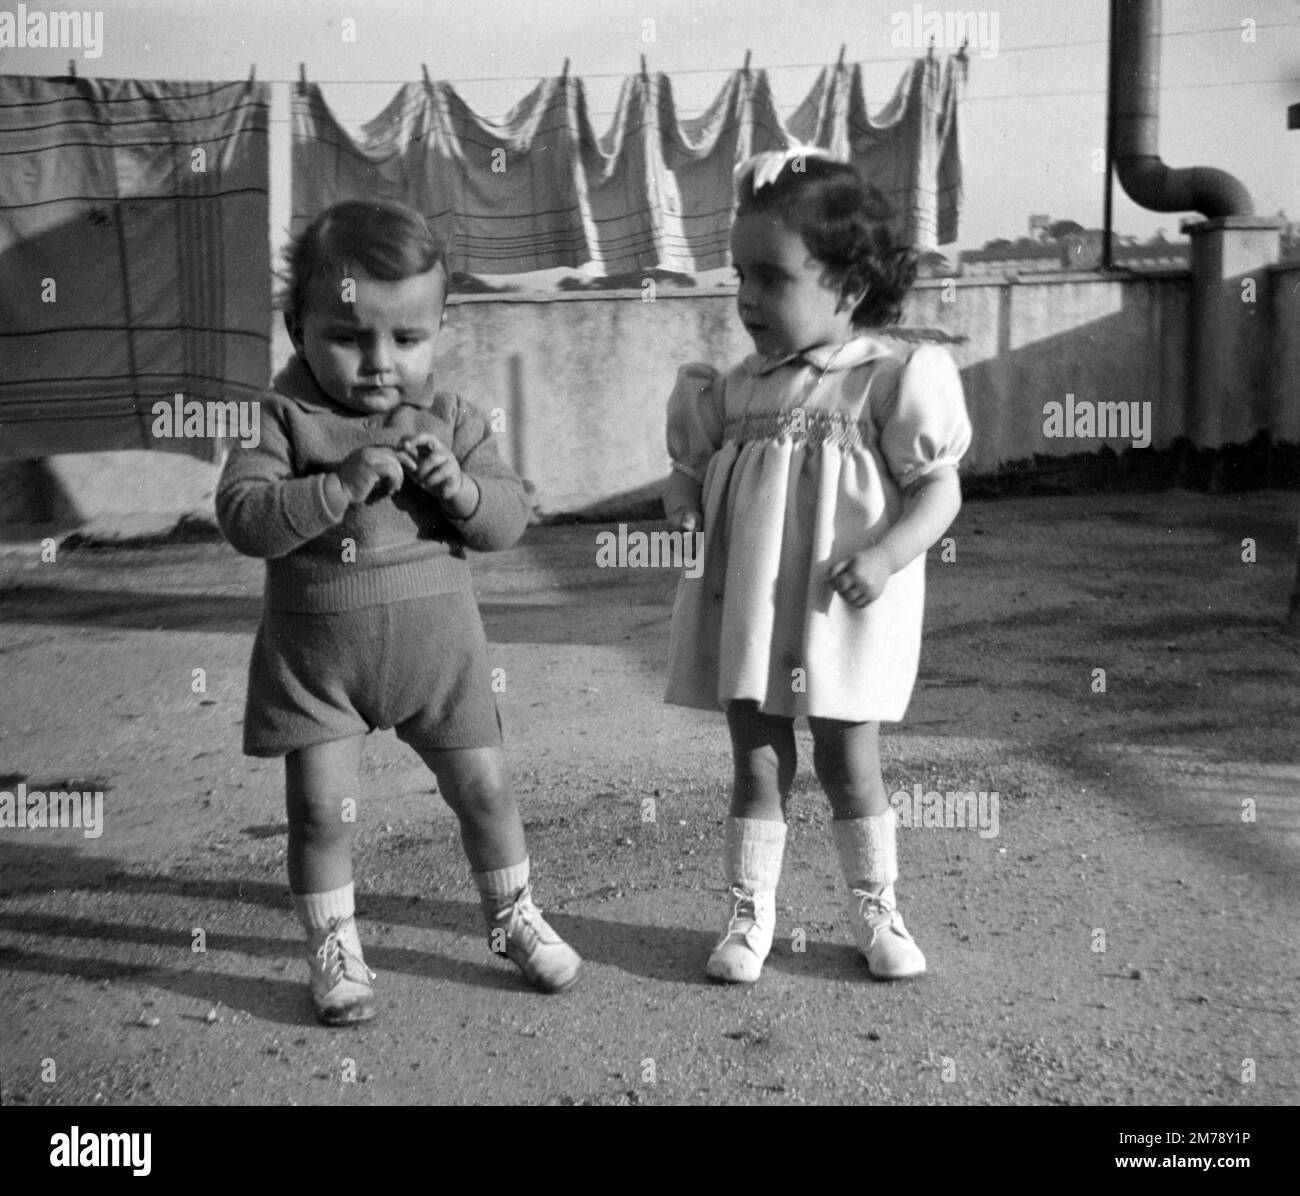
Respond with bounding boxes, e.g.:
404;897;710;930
216;356;530;612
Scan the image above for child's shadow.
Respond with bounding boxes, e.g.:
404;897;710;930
363;893;868;986
0;843;864;1029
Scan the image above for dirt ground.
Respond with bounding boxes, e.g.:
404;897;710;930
0;488;1297;1109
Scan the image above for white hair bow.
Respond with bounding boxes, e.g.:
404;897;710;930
736;145;840;193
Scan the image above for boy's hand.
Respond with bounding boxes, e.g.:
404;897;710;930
399;434;477;516
828;546;893;608
335;446;406;505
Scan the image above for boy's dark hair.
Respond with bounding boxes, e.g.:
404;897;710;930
735;155;917;327
279;199;448;321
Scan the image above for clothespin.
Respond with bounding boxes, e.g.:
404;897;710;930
561;58;570;80
67;59;76;78
421;63;432;87
248;64;255;84
742;50;752;74
640;53;648;78
927;36;935;59
836;44;846;70
298;62;308;92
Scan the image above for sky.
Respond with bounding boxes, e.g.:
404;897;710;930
1;0;1297;255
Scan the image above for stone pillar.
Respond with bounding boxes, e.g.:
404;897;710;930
1182;216;1281;447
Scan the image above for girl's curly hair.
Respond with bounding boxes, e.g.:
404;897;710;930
278;199;447;322
735;155;917;327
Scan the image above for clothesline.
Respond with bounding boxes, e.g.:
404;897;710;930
44;15;1271;87
0;52;962;458
292;53;965;275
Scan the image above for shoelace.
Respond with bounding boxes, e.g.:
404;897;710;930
721;884;759;941
315;922;376;988
495;888;557;949
851;889;902;948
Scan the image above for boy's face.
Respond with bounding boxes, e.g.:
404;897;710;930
289;266;447;414
730;213;858;358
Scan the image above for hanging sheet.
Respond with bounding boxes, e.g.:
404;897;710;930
789;55;964;250
291;55;963;276
0;75;270;460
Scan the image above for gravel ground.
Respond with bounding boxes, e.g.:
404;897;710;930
0;489;1297;1108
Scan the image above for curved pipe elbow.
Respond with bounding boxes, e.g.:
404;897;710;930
1115;155;1254;220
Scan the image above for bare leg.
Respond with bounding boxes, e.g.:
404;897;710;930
725;700;797;821
285;735;375;1024
810;718;925;979
808;717;888;820
416;744;579;992
285;735;363;894
413;744;526;871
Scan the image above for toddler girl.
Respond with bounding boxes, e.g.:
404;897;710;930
217;199;580;1025
663;149;971;983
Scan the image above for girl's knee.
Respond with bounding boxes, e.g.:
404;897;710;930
810;719;883;803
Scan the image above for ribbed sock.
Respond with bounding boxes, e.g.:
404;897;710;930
832;812;899;892
725;817;787;892
292;882;355;932
473;857;530;903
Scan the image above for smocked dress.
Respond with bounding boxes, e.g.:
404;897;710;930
664;336;972;723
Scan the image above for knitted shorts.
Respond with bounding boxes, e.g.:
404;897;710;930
242;590;502;757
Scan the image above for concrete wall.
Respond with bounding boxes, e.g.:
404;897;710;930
426;272;1194;514
1269;262;1300;444
8;265;1300;534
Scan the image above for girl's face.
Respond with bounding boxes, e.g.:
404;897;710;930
730;212;860;358
288;266;447;414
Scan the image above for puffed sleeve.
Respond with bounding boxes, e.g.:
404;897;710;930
665;363;725;483
877;345;972;488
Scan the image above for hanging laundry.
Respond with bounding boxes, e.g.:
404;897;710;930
582;67;789;273
293;74;590;275
789;55;963;249
0;75;270;460
291;54;963;277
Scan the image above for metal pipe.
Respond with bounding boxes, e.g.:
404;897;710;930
1110;0;1254;218
1103;0;1116;267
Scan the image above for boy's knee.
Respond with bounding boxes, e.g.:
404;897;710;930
422;746;512;815
287;787;358;835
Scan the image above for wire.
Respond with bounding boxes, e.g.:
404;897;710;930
964;76;1299;103
240;20;1297;86
257;73;1299;124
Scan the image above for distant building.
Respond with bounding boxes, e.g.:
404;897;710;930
1028;213;1053;240
959;241;1065;275
960;214;1192;275
1111;240;1189;270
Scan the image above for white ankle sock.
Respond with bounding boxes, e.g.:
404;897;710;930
832;812;899;889
473;857;530;902
725;817;787;892
292;882;355;932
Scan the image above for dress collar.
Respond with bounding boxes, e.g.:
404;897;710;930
743;335;892;377
271;355;438;413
